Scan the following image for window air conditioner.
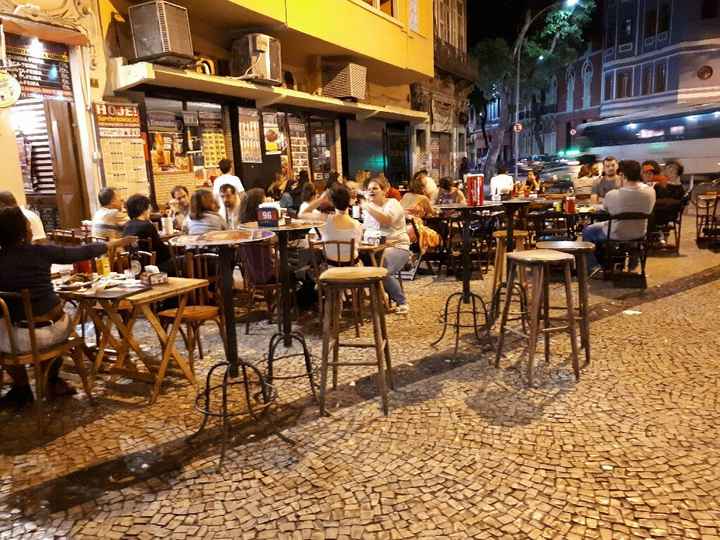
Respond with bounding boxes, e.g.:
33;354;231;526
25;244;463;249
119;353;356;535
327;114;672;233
128;0;194;67
230;34;282;86
322;60;367;101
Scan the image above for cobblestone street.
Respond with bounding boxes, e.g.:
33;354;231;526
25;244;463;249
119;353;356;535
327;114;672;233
2;217;720;539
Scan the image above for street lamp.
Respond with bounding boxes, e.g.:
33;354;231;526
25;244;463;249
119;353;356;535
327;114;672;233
513;0;579;183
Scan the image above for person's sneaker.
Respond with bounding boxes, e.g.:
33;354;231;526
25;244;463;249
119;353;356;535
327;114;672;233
588;265;603;279
394;304;410;315
0;385;35;411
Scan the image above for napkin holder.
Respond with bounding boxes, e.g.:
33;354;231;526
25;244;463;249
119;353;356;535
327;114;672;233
257;206;280;227
140;272;168;286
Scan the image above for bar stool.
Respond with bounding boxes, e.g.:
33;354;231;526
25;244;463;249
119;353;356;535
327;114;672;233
491;229;530;293
536;240;594;367
318;266;393;416
495;249;580;386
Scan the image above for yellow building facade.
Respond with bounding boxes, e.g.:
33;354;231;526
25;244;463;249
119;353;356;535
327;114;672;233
0;0;433;225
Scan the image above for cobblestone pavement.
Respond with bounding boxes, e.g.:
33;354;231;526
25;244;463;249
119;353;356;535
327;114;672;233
1;216;720;539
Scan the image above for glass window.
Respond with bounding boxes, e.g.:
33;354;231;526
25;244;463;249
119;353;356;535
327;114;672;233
658;2;671;33
379;0;393;16
655;62;667;92
702;0;719;18
615;71;631;99
644;9;656;37
604;73;613;101
408;0;419;31
641;65;653;95
566;71;576;112
582;62;593;109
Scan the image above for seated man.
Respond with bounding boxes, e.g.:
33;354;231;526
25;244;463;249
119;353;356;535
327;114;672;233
652;160;685;244
582;160;656;274
91;187;128;240
490;165;514;200
590;156;621;203
218;183;243;229
168;185;190;231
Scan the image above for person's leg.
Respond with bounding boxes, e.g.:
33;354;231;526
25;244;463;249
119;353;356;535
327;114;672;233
582;222;607;271
381;247;410;306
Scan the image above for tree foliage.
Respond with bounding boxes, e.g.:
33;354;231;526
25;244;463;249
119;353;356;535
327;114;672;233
470;1;596;174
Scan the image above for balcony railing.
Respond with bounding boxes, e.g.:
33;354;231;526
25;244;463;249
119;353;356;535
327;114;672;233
434;39;478;82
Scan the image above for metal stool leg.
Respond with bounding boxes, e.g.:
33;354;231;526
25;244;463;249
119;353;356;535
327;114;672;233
318;287;335;416
375;282;394;391
542;265;551;365
576;254;591;367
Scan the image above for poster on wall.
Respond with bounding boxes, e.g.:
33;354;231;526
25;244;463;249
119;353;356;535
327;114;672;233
287;114;309;174
262;112;286;156
93;102;149;196
237;107;262;163
198;110;227;168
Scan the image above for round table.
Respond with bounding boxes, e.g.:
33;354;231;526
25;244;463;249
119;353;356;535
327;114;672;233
171;229;293;468
431;202;502;354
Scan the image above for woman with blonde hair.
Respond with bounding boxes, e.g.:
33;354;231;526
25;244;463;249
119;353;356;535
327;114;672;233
400;174;435;219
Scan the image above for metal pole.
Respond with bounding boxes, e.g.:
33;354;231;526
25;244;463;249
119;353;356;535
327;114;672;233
514;43;522;185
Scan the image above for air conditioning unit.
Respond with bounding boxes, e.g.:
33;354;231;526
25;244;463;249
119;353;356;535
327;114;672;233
230;34;282;85
128;0;194;67
322;60;367;101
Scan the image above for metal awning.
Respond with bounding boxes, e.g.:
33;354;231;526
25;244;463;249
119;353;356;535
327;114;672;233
110;60;429;124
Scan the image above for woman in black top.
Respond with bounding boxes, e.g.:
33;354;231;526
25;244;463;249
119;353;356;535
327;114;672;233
123;194;172;273
0;206;135;409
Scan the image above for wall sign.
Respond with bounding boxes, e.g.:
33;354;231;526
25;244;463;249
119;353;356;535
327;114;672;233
6;34;72;99
238;107;262;163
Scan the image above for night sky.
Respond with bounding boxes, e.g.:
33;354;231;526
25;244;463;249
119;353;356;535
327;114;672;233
467;0;603;49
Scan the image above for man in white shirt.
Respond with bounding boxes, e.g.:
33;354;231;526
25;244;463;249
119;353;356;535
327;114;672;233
0;191;46;243
490;165;514;199
218;183;243;229
213;159;245;201
582;160;655;274
91;187;129;240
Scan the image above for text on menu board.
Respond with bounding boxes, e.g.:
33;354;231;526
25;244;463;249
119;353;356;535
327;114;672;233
6;34;72;99
93;103;142;138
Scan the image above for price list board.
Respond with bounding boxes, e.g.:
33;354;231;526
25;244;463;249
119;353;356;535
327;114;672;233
198;110;227;167
288;114;309;173
237;107;262;163
93;102;149;197
6;34;72;99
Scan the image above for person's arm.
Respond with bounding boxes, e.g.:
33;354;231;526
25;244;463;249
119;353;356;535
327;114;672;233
363;199;400;226
299;192;330;219
39;236;135;264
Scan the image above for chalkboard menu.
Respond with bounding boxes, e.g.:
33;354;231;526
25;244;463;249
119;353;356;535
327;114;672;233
6;34;72;99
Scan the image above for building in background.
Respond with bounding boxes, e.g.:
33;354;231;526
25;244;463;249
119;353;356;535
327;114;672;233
411;0;477;180
0;0;434;230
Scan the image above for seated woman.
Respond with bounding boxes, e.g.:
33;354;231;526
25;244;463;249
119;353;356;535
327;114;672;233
298;182;322;219
123;194;173;273
239;188;267;224
0;207;135;409
573;164;595;199
436;177;467;205
362;176;411;314
185;189;227;234
267;172;288;201
400;175;435;219
300;183;363;265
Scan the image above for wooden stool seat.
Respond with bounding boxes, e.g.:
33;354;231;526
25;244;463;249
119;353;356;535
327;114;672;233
536;241;595;367
318;269;393;416
495;248;581;385
492;229;530;239
319;267;388;284
158;305;220;321
507;248;574;265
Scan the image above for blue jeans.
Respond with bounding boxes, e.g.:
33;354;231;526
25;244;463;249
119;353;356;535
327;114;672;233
382;247;410;305
582;222;607;269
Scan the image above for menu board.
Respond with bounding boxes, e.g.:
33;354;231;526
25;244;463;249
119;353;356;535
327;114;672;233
237;107;262;163
262;112;285;155
288;115;309;172
198;110;226;167
6;34;72;99
93;102;149;196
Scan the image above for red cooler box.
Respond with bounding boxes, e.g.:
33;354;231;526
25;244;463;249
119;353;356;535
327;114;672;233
464;174;484;206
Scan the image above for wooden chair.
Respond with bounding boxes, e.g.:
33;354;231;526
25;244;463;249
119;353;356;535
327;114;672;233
311;239;364;337
158;251;225;368
602;212;651;289
236;240;282;334
0;290;93;427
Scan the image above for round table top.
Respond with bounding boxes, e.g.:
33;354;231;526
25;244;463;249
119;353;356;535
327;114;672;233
536;240;595;253
435;202;503;211
238;219;326;233
170;229;275;247
508;248;575;264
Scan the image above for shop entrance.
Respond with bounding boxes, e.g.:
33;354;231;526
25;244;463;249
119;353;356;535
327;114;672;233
9;35;88;230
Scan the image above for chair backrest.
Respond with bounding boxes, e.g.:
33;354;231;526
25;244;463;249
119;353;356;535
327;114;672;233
0;290;37;359
236;241;278;288
606;212;651;241
183;251;220;305
320;239;357;266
